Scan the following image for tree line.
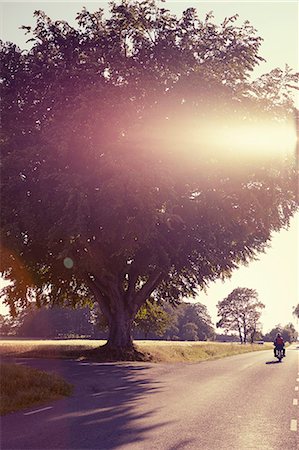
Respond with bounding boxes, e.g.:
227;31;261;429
0;300;215;342
1;287;297;343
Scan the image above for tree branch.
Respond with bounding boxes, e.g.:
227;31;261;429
86;277;113;323
126;269;138;302
134;270;163;308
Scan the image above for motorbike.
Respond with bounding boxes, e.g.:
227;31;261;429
275;347;284;362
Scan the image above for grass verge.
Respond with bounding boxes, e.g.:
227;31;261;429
0;339;272;363
0;339;105;359
0;363;73;415
137;340;273;362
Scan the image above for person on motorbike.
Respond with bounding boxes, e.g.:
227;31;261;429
273;333;285;357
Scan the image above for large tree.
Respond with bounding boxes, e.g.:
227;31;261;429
1;1;298;357
216;288;265;343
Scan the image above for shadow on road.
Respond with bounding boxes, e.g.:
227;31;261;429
265;360;283;365
2;360;168;449
53;363;166;449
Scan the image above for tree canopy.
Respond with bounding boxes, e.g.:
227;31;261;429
1;0;298;357
216;287;265;343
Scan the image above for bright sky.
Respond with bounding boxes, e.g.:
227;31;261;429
199;214;298;334
0;1;298;333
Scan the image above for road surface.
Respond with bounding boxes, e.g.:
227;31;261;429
1;346;298;449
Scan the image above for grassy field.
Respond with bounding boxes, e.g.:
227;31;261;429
0;339;273;363
0;363;73;415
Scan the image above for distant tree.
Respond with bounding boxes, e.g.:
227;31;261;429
283;323;298;342
263;323;297;343
1;1;297;358
263;324;282;342
293;304;299;319
162;313;180;341
163;302;215;341
217;288;265;343
178;303;215;341
215;333;240;342
251;329;264;342
14;304;95;338
248;311;263;344
134;298;173;339
182;322;199;341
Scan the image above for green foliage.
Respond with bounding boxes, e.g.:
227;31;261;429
134;298;172;338
217;287;265;343
1;0;298;349
163;302;215;341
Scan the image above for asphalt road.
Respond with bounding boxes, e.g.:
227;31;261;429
1;345;298;450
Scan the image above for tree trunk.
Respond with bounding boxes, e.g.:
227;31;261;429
87;272;161;361
85;302;150;361
106;309;134;350
243;326;247;344
250;328;256;344
99;303;150;361
237;325;243;344
88;305;144;360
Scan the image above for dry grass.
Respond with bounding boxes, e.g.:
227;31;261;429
137;340;273;362
0;339;272;363
0;363;73;415
0;339;106;359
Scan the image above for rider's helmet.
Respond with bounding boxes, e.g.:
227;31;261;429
277;332;281;337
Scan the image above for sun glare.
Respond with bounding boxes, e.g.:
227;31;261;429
213;119;297;158
140;108;297;167
156;116;297;167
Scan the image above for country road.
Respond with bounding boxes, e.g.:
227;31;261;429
1;346;298;450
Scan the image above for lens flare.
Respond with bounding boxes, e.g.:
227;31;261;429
63;257;74;269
